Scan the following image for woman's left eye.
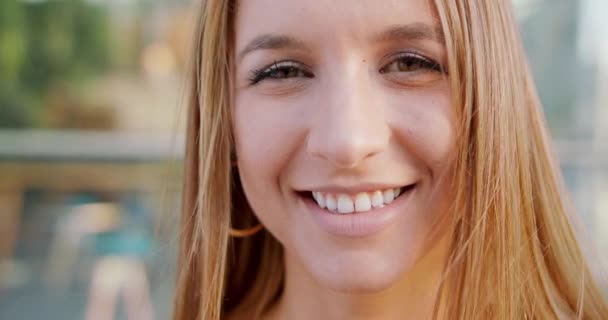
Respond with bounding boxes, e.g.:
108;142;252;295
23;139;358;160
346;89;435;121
380;52;443;74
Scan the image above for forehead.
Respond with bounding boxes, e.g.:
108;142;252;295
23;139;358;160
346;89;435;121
234;0;440;46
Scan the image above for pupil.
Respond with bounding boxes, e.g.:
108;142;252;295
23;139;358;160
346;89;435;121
400;58;418;71
272;67;296;78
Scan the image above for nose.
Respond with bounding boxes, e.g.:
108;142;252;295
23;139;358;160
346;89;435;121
307;67;390;169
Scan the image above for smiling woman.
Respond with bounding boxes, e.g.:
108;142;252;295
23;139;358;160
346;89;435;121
174;1;608;320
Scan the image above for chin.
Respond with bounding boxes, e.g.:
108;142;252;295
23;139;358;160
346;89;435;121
307;252;412;294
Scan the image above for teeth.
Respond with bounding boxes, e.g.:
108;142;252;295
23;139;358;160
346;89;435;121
354;193;372;212
337;194;354;214
326;194;337;212
371;191;384;208
316;192;326;208
383;189;395;203
311;186;411;213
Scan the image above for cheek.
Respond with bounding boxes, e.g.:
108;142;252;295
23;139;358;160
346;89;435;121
388;89;455;173
232;94;308;234
387;89;456;231
233;95;303;176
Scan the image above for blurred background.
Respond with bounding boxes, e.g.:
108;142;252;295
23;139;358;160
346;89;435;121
0;0;606;319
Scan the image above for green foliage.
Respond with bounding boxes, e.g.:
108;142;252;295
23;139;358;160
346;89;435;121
0;0;112;128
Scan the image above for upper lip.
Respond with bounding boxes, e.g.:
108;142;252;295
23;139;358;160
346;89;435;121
296;182;417;194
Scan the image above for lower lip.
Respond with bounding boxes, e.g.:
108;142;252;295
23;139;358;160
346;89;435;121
301;186;416;237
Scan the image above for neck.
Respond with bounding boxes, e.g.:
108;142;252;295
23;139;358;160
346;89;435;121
265;236;450;320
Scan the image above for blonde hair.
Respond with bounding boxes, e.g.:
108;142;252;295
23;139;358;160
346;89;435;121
174;0;608;319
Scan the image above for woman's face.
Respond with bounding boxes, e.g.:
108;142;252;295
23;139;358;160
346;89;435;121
233;0;455;292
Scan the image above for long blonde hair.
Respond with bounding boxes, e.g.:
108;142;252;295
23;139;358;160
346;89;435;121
173;0;608;319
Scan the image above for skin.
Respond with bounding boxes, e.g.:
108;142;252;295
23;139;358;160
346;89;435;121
233;0;456;319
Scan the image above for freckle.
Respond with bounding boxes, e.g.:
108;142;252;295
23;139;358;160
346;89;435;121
362;59;366;63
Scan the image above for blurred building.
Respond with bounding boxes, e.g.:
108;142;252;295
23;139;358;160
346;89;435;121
0;134;183;320
0;0;190;319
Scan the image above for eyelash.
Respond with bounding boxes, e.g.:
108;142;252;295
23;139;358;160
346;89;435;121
379;52;443;74
247;52;444;85
248;61;314;85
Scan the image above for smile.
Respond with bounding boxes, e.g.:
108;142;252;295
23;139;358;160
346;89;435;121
309;184;415;214
299;183;418;237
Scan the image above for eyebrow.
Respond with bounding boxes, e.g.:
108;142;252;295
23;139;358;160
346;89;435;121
236;22;444;62
373;23;445;44
237;34;309;62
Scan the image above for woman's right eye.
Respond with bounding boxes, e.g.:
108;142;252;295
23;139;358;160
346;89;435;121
248;61;314;85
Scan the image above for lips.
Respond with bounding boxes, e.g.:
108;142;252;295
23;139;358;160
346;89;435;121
298;183;417;237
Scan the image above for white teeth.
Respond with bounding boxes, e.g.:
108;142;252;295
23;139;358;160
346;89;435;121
394;188;401;197
371;191;384;208
311;186;409;213
337;194;355;214
316;192;326;208
354;193;372;212
326;194;337;212
383;189;395;204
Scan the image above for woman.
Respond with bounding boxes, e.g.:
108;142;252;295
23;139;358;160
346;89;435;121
174;0;608;319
